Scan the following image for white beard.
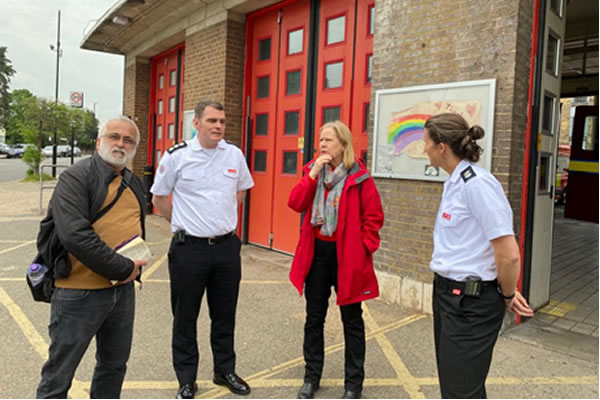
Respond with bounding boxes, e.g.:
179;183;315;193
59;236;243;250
98;140;136;168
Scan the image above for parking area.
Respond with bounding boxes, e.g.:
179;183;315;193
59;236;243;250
0;181;597;399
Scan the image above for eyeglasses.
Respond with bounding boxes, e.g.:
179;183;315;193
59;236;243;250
103;132;137;146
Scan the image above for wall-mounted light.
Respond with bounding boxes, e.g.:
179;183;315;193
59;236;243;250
111;15;130;25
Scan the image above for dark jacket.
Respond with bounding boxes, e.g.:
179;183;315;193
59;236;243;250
288;160;384;306
40;152;146;281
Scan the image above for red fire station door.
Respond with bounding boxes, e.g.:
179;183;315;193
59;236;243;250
149;45;185;170
246;1;310;253
149;45;185;214
246;0;373;253
313;0;374;161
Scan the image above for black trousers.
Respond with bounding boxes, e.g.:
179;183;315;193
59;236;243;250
433;274;505;399
168;234;242;385
303;239;365;392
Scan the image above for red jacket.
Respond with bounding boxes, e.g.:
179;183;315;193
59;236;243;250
288;160;384;306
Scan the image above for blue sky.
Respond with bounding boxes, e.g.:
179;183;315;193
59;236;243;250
0;0;123;125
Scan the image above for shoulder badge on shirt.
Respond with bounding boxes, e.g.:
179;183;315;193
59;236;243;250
460;166;476;183
167;141;187;154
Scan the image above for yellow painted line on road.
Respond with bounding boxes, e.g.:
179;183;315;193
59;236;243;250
197;387;230;399
201;313;427;398
485;375;599;385
363;304;425;398
108;374;600;396
0;288;96;399
0;240;35;255
0;287;48;359
121;381;182;389
143;253;167;279
68;381;90;399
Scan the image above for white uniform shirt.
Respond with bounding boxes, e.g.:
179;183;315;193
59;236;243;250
430;160;514;281
150;138;254;237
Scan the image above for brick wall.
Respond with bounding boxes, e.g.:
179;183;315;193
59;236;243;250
371;0;533;283
183;17;246;147
123;58;151;178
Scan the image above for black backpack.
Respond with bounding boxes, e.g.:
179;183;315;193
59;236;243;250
27;178;129;303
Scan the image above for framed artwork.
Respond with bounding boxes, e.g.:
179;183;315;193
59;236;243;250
182;109;196;141
372;79;496;181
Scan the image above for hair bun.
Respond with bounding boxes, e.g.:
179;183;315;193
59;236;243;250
468;125;485;141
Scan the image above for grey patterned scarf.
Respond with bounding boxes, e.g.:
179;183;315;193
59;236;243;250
310;162;348;236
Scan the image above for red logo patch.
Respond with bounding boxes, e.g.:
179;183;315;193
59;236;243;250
452;288;461;296
442;212;451;220
227;168;237;174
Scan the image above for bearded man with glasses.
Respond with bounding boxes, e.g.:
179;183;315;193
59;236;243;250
36;116;148;399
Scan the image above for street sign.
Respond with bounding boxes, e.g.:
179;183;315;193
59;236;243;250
70;91;84;108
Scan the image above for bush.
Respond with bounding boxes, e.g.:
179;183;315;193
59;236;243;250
23;145;42;176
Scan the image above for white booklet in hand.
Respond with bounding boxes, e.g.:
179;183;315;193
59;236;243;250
116;235;152;262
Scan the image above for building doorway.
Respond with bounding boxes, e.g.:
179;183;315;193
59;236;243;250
244;0;374;253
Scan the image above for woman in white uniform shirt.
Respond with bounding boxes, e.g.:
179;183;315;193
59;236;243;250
423;113;533;399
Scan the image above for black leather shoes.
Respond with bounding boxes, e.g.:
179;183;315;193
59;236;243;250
176;383;197;399
342;389;362;399
297;382;319;399
213;372;251;395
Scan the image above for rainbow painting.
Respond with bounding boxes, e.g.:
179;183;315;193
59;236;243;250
387;113;431;154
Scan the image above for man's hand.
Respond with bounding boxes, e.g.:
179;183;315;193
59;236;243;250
118;260;147;284
309;154;333;180
505;290;534;317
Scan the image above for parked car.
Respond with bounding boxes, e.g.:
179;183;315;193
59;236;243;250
0;143;9;155
42;145;71;157
42;145;53;157
7;144;26;158
555;144;570;205
67;146;81;157
7;143;38;158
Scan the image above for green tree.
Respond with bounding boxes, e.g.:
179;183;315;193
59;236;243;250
0;46;16;127
6;89;39;144
7;89;100;176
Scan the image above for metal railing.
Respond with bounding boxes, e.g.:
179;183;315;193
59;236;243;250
39;164;68;214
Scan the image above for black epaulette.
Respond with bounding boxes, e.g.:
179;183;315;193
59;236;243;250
225;140;240;149
167;141;187;154
460;166;476;183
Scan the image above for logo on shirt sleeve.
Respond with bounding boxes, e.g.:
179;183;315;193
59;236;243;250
442;212;451;220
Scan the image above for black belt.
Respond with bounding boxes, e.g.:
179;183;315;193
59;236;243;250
434;273;497;289
185;231;234;245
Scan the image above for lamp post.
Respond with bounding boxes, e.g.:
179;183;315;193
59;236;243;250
50;10;61;177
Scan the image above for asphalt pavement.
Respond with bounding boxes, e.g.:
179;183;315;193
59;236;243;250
0;154;83;182
0;179;597;399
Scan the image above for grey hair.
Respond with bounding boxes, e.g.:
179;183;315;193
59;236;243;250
98;116;140;144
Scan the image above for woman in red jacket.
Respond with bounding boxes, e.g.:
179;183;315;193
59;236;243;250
288;120;384;399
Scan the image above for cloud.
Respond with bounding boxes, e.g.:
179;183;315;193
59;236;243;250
0;0;123;125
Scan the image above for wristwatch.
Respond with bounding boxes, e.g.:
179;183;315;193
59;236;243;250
497;286;515;300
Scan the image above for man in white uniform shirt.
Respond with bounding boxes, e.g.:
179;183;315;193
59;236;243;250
151;101;254;399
